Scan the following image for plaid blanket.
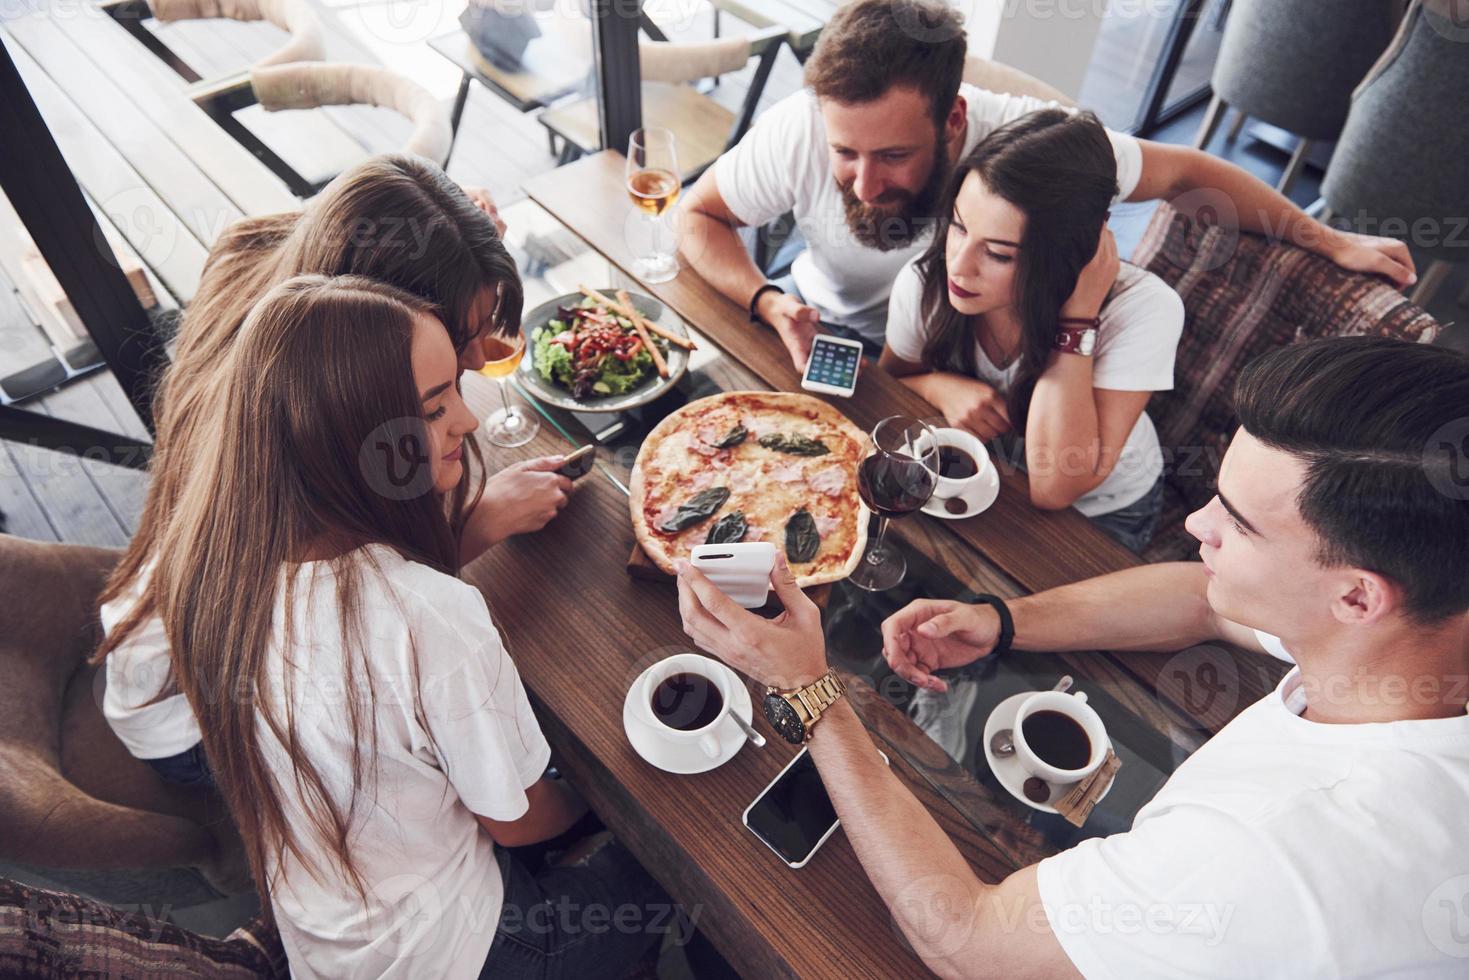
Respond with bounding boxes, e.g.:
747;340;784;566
0;876;287;979
1131;203;1440;561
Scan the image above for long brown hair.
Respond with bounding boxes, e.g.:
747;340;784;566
917;109;1117;426
151;274;457;905
100;153;517;650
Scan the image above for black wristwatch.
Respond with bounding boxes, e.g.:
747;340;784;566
748;282;784;324
973;594;1015;656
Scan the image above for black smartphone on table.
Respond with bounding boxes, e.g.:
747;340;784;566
743;746;888;868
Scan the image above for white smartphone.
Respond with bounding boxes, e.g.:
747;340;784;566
743;746;889;869
689;541;776;608
800;334;864;397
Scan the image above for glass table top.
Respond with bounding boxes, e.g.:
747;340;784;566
504;273;1202;867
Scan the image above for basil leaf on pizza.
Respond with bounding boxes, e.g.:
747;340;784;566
757;432;830;456
705;510;748;544
658;487;730;533
784;509;820;563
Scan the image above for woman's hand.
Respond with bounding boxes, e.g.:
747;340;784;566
461;185;507;237
925;373;1011;440
880;599;1003;692
1061;226;1119;320
471;457;572;547
674;553;828;690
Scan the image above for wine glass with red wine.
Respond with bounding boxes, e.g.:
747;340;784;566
850;415;939;591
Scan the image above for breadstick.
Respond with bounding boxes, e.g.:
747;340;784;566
577;284;696;350
617;288;668;378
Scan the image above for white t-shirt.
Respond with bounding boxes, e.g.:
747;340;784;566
101;563;202;760
259;545;550;980
886;259;1183;516
715;84;1144;345
1036;630;1469;978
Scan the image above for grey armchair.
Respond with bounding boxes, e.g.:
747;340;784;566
1196;0;1401;194
1320;0;1469;306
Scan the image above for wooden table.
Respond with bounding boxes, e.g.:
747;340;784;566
453;152;1288;977
713;0;840;58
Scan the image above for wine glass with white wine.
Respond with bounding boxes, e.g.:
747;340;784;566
478;332;538;448
626;128;681;284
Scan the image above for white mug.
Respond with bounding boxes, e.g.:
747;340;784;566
1012;690;1108;784
930;426;990;502
640;653;733;759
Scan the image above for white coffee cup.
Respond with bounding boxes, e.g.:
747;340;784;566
640;653;733;759
930;426;990;503
1012;690;1108;784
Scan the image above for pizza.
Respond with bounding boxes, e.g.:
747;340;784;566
630;391;868;587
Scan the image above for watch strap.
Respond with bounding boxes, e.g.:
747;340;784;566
749;283;784;323
776;669;845;740
972;594;1015;657
1053;321;1097;356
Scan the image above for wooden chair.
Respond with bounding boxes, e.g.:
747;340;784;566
962;54;1076;107
0;535;241;888
1128;203;1441;561
537;26;787;181
189;63;453;197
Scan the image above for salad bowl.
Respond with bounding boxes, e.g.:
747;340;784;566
517;288;692;413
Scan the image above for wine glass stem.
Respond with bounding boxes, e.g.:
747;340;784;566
867;516;891;564
498;378;513;416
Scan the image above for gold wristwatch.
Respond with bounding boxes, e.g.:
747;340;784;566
762;670;846;744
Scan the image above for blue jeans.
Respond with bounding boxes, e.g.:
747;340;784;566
145;742;215;789
1088;476;1165;554
479;836;676;979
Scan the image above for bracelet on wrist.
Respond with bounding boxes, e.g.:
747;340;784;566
749;283;784;324
972;594;1015;656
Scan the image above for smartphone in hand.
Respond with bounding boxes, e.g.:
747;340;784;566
557;444;596;480
689;542;776;608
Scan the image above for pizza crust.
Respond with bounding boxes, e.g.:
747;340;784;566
630;391;869;587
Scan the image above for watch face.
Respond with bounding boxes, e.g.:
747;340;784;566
763;693;805;744
1078;330;1097;356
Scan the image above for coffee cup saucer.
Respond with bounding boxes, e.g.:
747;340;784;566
922;463;1000;521
623;661;754;775
982;691;1114;814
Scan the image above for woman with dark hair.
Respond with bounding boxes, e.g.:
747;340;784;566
98;155;571;784
879;109;1184;551
135;274;665;978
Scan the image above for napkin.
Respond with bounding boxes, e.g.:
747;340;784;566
1054;750;1121;828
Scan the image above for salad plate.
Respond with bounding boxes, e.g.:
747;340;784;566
518;288;692;413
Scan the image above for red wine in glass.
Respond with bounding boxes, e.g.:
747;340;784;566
858;454;937;518
850;415;939;592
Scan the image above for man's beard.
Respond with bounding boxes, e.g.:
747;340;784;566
838;140;950;252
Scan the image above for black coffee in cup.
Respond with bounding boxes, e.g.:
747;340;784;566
1021;709;1091;770
939;446;979;480
650;672;723;731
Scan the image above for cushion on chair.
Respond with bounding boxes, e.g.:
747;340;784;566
1129;204;1440;561
0;535;219;874
0;875;287;979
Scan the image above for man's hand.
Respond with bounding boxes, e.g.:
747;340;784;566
756;290;821;371
461;185;507;237
1061;227;1119;320
472;457;572;546
925;373;1011;440
1324;227;1417;289
674;553;827;689
881;599;1003;692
